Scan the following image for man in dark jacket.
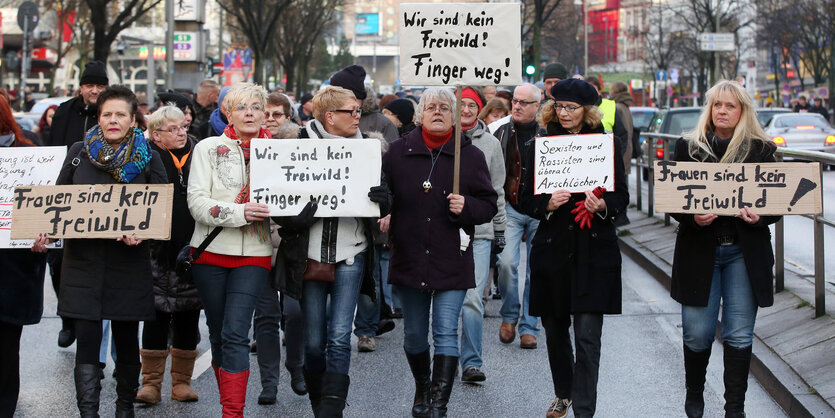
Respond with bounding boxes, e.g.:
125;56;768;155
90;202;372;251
192;79;219;128
47;61;108;147
810;97;830;121
492;83;543;349
45;60;109;348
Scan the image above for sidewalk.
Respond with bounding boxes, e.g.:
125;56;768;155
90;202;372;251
617;207;835;418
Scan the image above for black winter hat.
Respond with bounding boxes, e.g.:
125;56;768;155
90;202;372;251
550;79;600;106
542;62;569;81
80;60;108;86
300;93;314;105
330;65;367;100
385;99;415;125
158;91;191;112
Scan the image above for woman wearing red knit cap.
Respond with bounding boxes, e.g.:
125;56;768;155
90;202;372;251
382;87;498;417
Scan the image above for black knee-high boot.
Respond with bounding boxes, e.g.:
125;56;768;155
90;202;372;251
406;350;431;417
683;344;711;418
74;363;103;418
114;363;140;418
319;372;350;417
723;343;752;418
429;355;458;418
305;371;323;417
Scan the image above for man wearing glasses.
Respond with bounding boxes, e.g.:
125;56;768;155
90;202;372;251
491;83;544;350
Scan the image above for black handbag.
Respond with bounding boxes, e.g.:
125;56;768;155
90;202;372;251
175;227;223;278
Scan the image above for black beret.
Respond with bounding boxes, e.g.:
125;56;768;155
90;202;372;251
550;79;600;106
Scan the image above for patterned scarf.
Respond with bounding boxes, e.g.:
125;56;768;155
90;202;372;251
84;126;152;183
224;124;272;242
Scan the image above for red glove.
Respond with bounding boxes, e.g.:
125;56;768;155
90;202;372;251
570;187;606;230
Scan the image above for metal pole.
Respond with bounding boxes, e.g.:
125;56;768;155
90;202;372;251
20;19;28;99
814;163;825;317
775;217;784;292
583;0;588;74
165;0;175;89
453;85;462;194
147;41;155;105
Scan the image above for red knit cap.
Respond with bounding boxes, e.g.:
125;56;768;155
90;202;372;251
461;88;484;112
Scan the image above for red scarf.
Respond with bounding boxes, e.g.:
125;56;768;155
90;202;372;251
224;124;271;161
462;121;478;131
422;127;452;149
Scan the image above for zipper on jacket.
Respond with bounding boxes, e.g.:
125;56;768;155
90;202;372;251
239;142;246;256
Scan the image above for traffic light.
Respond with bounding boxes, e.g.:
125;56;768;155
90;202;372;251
523;44;534;77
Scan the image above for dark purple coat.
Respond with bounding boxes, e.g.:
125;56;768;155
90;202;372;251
383;127;498;291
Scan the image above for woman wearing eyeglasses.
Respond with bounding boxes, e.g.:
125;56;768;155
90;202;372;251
519;79;628;418
273;85;390;417
133;105;201;406
383;87;497;417
187;83;273;417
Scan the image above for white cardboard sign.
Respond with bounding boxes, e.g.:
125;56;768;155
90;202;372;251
533;134;615;194
0;146;65;248
399;3;523;86
249;138;382;217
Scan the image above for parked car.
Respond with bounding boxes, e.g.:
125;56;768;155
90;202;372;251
640;107;702;178
756;107;792;127
764;113;835;158
630;106;657;158
14;96;72;136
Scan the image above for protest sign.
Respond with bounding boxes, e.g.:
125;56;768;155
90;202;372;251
249;138;382;217
534;133;615;194
10;183;174;239
0;146;66;248
653;161;822;215
399;3;522;86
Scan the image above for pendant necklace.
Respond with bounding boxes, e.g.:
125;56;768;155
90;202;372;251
423;143;446;193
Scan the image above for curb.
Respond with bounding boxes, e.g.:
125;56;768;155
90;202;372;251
618;234;826;418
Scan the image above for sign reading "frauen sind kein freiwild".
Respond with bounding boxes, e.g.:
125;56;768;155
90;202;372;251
249;138;382;217
11;184;174;239
399;3;522;86
653;161;822;215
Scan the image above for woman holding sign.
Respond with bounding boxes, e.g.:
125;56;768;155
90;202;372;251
383;87;497;418
519;79;628;418
186;83;273;417
670;80;779;418
31;85;168;417
273;85;391;417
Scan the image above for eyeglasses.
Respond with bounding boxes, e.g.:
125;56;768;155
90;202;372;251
553;104;582;113
265;111;286;120
331;108;361;117
511;99;538;107
424;104;452;114
232;104;264;113
162;125;188;135
462;103;479;111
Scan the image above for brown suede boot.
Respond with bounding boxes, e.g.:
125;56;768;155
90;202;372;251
135;349;169;404
170;348;199;402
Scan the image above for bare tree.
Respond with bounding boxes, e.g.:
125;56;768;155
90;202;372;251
521;0;565;79
44;0;94;91
272;0;341;96
540;0;582;71
85;0;162;62
217;0;292;85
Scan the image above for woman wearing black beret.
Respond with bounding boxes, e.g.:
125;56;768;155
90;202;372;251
519;78;628;418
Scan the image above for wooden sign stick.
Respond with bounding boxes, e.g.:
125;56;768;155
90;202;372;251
453;85;462;194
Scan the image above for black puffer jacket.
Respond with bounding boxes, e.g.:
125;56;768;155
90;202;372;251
149;139;201;312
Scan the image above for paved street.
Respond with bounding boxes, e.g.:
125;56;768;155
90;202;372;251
14;254;787;417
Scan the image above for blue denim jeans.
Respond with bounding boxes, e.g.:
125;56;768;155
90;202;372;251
302;252;365;375
681;244;758;351
460;239;492;369
193;264;269;373
497;204;540;336
398;286;466;357
378;246;399;310
354;245;383;337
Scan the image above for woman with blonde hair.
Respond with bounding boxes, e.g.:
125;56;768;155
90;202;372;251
670;80;779;418
187;83;273;417
478;97;510;127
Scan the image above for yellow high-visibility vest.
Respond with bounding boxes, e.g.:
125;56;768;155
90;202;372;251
599;98;616;133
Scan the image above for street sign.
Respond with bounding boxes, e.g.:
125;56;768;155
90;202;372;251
699;32;734;51
17;1;38;32
670;68;679;84
655;69;667;81
173;31;198;61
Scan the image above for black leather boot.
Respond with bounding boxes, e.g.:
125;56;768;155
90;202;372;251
319;372;350;418
723;343;752;418
405;350;431;417
74;363;103;418
429;355;458;418
305;371;323;417
114;363;140;418
683;344;711;418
